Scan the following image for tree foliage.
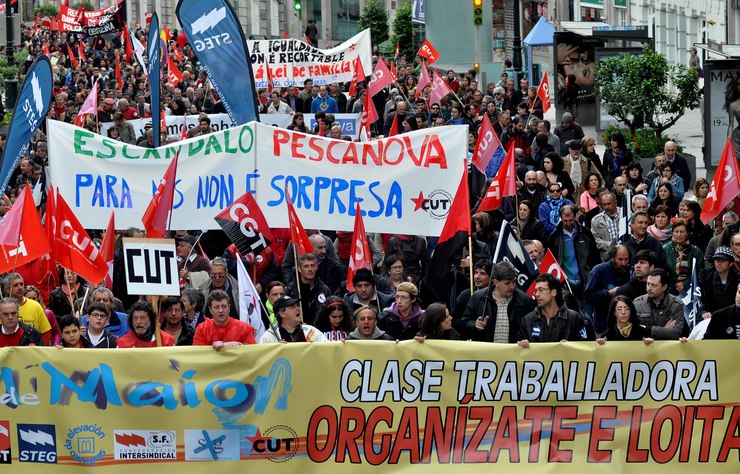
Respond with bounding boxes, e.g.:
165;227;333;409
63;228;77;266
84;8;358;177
390;0;413;60
595;46;701;140
358;0;389;46
35;4;59;17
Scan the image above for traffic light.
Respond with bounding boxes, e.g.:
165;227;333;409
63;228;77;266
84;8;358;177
473;0;483;26
473;62;480;72
294;0;302;19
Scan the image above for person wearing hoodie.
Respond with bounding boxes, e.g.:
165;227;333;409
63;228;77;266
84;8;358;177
347;307;394;341
378;282;423;340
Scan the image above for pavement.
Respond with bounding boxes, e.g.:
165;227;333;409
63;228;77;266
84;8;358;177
542;105;707;182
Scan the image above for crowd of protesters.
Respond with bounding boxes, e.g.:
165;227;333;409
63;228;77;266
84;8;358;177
1;22;740;351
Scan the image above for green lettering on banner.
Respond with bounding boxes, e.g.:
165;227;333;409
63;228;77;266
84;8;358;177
238;125;255;153
122;145;142;160
188;137;205;155
74;130;95;157
142;148;162;160
97;139;117;159
205;135;223;155
165;146;182;159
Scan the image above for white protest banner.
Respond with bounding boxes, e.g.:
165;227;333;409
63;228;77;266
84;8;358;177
100;113;362;140
48;120;258;230
48;121;466;235
248;29;372;87
122;238;180;296
254;124;467;234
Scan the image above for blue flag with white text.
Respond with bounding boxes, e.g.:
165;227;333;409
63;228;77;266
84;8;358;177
0;56;52;196
176;0;260;125
148;13;161;147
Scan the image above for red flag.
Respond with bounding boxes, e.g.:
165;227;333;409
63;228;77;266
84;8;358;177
67;43;78;68
162;24;172;42
417;39;440;64
115;54;123;90
283;32;289;39
429;69;453;106
478;145;517;212
52;192;108;284
359;89;378;141
395;42;400;59
305;35;311;44
214;192;274;256
701;138;740;224
416;64;431;98
388;114;399;137
346;203;372;291
171;42;182;62
45;186;57;260
348;57;365;97
471;114;502;173
265;64;274;95
526;249;566;296
142;153;179;238
43;44;49;58
50;17;58;31
78;40;87;63
100;211;116;289
123;23;133;63
181;114;189;140
167;56;183;86
34;13;39;27
286;188;313;256
390;62;398;81
438;169;471;243
368;57;393;97
0;185;51;273
160;110;167;134
536;71;551;114
75;5;86;26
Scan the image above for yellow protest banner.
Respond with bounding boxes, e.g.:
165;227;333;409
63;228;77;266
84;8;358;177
0;341;738;472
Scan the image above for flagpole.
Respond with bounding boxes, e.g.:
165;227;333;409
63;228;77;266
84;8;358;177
467;234;474;296
152;295;162;347
292;243;304;319
370;267;382;316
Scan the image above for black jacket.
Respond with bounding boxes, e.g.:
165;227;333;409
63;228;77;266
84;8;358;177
701;267;739;313
286;278;332;326
704;305;740;339
518;305;596;342
548;223;600;284
460;287;535;342
83;330;118;348
14;322;43;346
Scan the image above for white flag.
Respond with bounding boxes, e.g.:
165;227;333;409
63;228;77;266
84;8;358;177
236;254;266;340
130;28;147;73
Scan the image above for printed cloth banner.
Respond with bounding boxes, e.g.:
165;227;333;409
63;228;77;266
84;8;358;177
248;29;373;87
58;1;126;36
100;113;362;140
48;121;466;235
0;342;738;471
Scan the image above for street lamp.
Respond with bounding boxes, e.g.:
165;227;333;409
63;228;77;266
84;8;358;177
4;0;18;108
512;0;522;74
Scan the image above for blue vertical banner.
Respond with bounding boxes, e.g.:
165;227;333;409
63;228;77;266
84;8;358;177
148;13;161;147
0;56;52;196
176;0;260;125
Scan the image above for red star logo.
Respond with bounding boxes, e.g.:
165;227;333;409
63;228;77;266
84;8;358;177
411;191;427;212
349;43;357;51
245;428;270;453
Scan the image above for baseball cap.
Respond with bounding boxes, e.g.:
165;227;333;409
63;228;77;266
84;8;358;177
273;296;300;313
713;246;734;261
175;234;196;246
562;112;573;123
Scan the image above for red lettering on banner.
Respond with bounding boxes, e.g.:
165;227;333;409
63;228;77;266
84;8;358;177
696;405;725;461
306;405;338;462
525;406;553;462
489;406;520;462
388;407;420;463
649;405;682;463
463;406;492;463
364;406;393;465
718;405;740;462
421;407;455;463
627;406;649;462
587;405;617;462
336;407;364;463
679;405;695;462
549;406;577;462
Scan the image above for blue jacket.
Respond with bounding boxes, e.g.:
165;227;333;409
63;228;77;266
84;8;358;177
538;198;574;236
311;95;339;114
584;261;630;332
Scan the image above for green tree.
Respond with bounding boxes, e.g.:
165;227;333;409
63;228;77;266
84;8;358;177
595;46;701;140
390;1;413;60
35;4;59;18
358;0;389;46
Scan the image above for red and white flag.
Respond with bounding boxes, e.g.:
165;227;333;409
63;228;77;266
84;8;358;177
359;88;378;142
478;145;517;212
471;114;502;173
417;39;440;64
167;56;183;86
52;192;108;284
536;71;551;114
100;211;116;289
346;203;372;291
368;57;393;97
527;249;566;296
429;70;453;106
390;62;398;81
286;187;313;256
416;64;431;98
180;114;189;140
0;185;50;273
348;56;365;97
141;153;179;238
78;40;87;63
701;137;740;224
122;22;133;63
74;80;98;126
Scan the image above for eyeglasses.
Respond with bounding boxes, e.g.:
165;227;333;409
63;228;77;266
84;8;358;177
549;189;561;193
395;294;411;300
89;313;107;319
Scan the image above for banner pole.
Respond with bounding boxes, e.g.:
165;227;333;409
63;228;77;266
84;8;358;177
467;234;474;296
153;295;162;347
293;243;303;321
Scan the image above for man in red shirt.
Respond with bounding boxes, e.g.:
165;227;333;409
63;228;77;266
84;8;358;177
193;290;256;350
117;301;175;348
0;298;42;347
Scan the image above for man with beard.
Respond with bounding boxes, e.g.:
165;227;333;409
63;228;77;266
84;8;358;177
615;250;657;300
584;244;631;334
502;171;546;221
548;205;599;296
117;301;175;348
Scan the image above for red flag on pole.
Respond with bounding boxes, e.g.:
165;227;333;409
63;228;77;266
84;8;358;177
348;56;365;97
52;193;109;284
471;114;503;173
526;249;567;296
265;64;274;95
390;62;398;81
45;186;57;260
429;69;453;106
78;40;87;63
115;54;123;90
286;188;313;256
0;185;51;273
536;71;551;114
171;42;182;62
346;203;372;291
214;192;274;257
50;17;58;31
701;137;740;224
478;145;517;212
359;88;378;141
67;43;78;68
43;44;49;57
123;23;133;63
368;57;393;97
387;114;399;137
100;211;116;289
167;56;183;86
180;114;189;140
142;153;179;238
416;64;431;98
417;39;440;64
